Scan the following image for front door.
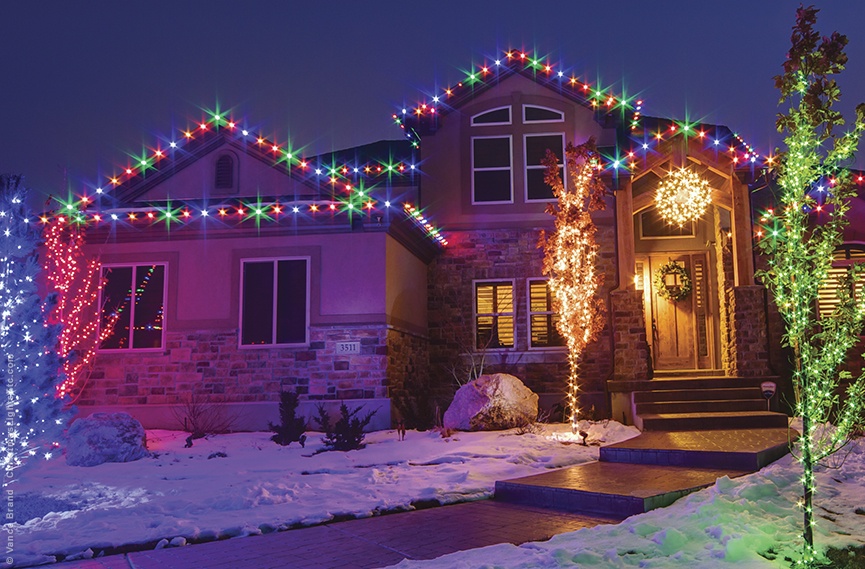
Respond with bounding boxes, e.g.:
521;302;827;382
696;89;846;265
638;253;713;370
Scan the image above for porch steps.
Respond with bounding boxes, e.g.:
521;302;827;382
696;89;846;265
609;373;789;431
494;461;748;518
494;428;792;518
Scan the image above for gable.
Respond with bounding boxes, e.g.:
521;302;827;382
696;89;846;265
131;136;317;203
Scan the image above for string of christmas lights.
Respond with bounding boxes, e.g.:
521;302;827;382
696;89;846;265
43;223;118;399
394;49;777;175
540;140;607;433
38;201;448;246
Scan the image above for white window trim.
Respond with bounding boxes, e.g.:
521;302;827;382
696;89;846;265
98;263;168;352
524;132;565;203
471;135;514;205
238;256;311;349
473;278;516;351
522;104;565;124
471;105;512;126
526;278;566;351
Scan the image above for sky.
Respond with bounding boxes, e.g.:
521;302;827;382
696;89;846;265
1;1;864;208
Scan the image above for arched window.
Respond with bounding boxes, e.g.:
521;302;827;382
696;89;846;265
215;155;234;189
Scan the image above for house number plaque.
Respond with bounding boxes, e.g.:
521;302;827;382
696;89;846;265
336;341;361;355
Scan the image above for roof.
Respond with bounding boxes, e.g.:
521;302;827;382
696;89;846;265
394;49;776;178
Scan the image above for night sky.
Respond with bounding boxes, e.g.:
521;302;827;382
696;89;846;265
2;1;864;207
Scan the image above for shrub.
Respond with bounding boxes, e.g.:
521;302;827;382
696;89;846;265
314;403;376;451
269;391;307;447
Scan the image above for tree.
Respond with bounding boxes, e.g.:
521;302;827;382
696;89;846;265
757;6;865;566
0;175;72;482
540;138;607;433
42;220;115;400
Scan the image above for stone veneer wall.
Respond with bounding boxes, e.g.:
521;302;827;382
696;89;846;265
727;285;771;377
427;226;617;412
80;324;426;407
609;289;650;382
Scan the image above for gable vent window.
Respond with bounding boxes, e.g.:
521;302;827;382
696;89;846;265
524;105;564;123
471;106;511;126
215;155;234;189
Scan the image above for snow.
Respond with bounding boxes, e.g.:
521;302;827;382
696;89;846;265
387;435;865;569
5;421;638;567
7;421;865;569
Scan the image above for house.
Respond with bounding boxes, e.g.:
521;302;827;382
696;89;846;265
64;50;798;431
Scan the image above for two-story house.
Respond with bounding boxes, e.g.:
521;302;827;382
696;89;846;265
63;50;782;430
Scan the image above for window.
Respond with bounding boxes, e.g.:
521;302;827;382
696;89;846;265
525;134;564;201
817;246;865;319
100;264;166;350
528;280;564;348
215;155;234;189
472;136;513;203
241;258;308;346
475;281;514;349
640;208;695;238
471;106;511;126
523;105;564;123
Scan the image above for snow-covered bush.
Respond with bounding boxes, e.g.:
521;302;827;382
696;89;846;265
314;403;375;451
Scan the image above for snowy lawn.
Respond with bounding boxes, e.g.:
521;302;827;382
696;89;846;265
6;421;638;567
388;433;865;569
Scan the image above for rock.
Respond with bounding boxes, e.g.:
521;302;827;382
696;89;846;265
443;373;538;431
66;412;149;467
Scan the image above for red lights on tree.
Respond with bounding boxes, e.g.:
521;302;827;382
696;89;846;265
43;222;117;400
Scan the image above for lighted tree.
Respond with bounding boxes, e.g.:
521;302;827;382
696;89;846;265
540;138;607;433
0;175;71;482
43;220;114;400
757;6;865;566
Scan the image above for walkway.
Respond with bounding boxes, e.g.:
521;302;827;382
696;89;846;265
48;500;617;569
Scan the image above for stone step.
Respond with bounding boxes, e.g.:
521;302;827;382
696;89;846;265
636;398;769;415
599;428;794;471
652;369;726;378
609;376;780;393
640;411;789;431
634;387;762;403
494;461;748;518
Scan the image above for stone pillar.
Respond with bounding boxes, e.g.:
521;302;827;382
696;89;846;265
610;289;650;382
728;285;771;376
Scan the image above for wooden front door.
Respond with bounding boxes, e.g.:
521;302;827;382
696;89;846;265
638;253;713;370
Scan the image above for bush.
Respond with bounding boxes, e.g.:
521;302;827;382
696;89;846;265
269;391;307;447
314;403;376;451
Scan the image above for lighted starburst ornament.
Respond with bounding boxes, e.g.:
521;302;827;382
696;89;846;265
654;167;712;226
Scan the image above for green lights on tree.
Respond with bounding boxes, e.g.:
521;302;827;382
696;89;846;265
757;6;865;567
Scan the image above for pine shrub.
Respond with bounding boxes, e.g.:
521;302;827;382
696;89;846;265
314;403;376;451
269;391;307;447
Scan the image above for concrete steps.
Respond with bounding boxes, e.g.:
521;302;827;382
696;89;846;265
612;373;789;431
640;410;788;431
494;427;793;518
494;461;747;518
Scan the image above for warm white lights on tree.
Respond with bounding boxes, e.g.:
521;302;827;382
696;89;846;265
654;167;712;226
540;138;607;434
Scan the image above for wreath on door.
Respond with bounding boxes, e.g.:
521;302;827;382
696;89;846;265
653;261;692;302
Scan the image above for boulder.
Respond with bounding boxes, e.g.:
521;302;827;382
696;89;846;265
66;412;148;467
443;373;538;431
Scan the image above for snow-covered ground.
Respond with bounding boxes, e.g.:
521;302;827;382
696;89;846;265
6;421;638;567
7;421;865;569
388;430;865;569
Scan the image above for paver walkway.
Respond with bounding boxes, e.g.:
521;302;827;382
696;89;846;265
47;500;617;569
